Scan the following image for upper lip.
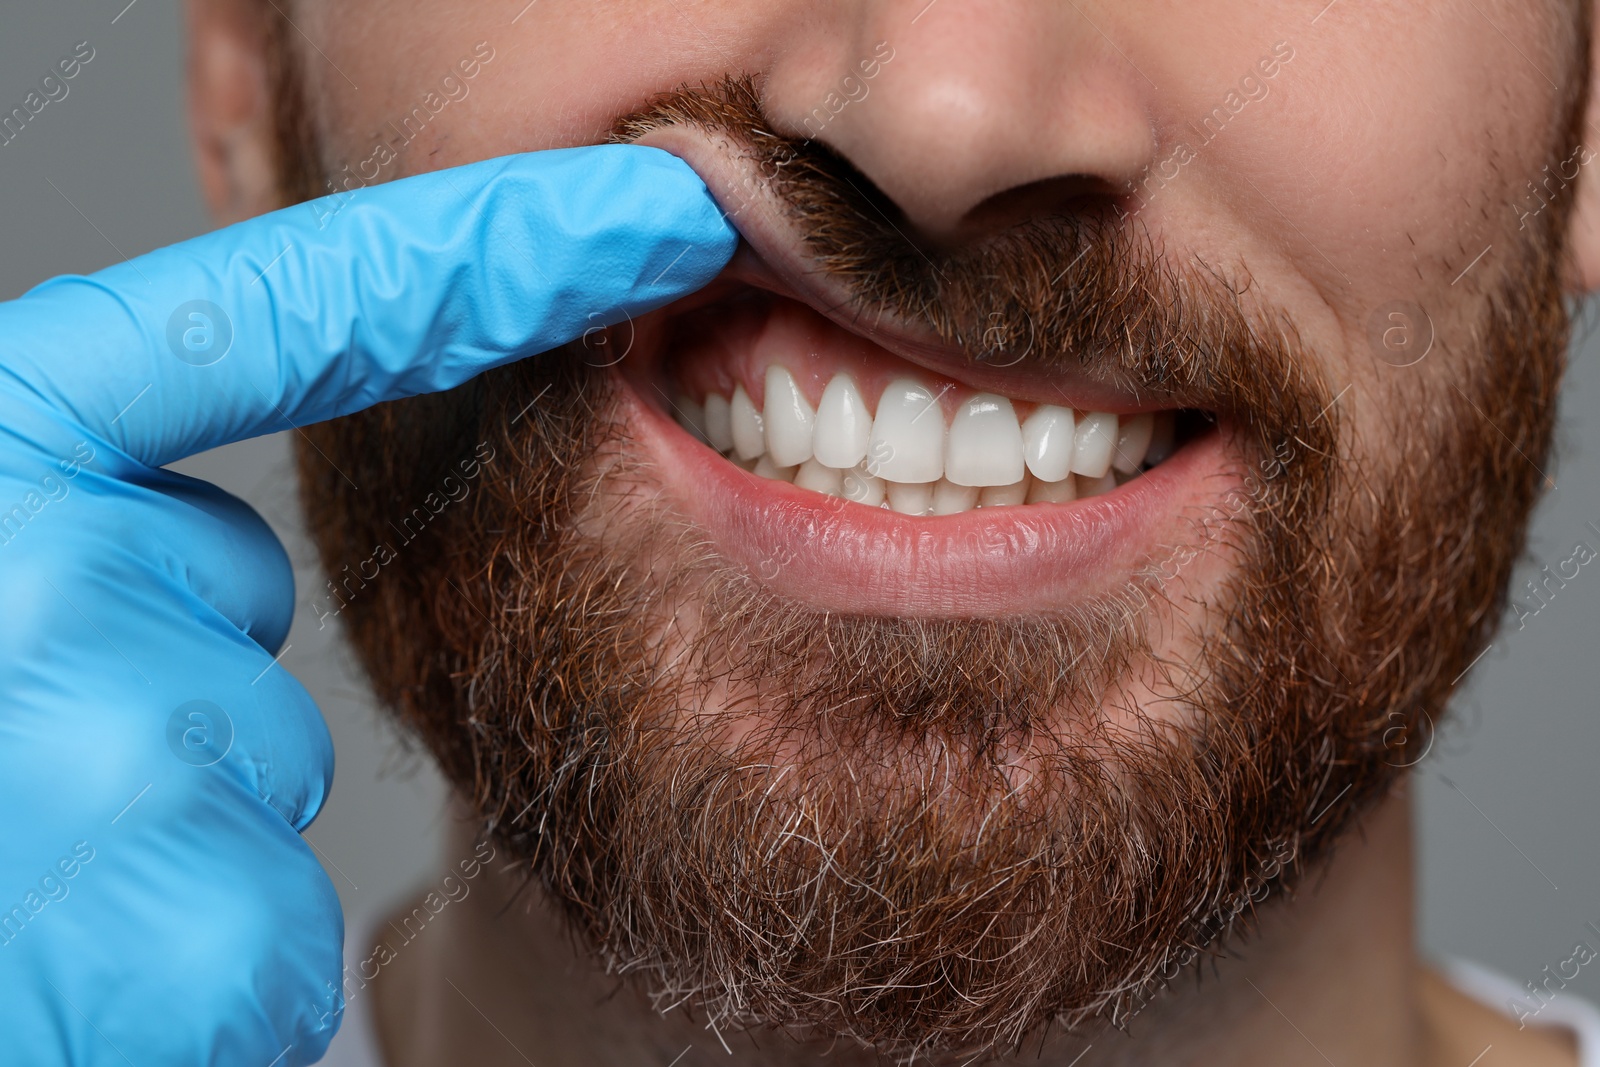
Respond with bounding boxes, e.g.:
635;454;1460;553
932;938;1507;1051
632;126;1198;416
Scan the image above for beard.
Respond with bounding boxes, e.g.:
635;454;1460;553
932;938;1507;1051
274;53;1578;1064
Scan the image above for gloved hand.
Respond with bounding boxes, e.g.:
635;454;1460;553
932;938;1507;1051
0;145;736;1065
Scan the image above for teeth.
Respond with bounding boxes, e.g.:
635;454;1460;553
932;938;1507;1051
1077;471;1118;498
813;374;873;469
869;378;946;484
753;455;797;482
1069;412;1118;479
681;369;1184;517
1144;411;1177;467
794;458;844;496
945;393;1026;487
931;479;980;515
842;465;886;507
676;396;709;445
730;384;766;461
1022;404;1076;483
703;393;734;453
764;366;816;467
1112;413;1154;474
887;481;934;516
1026;476;1076;505
978;478;1029;508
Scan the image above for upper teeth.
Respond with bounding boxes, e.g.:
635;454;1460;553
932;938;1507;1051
869;380;947;483
674;368;1177;516
814;374;872;469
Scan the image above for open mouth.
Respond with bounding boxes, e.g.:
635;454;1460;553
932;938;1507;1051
607;130;1234;616
658;284;1202;515
611;256;1226;616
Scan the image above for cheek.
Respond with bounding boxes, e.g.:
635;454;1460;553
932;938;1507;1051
1136;1;1572;434
302;0;785;172
1200;5;1567;307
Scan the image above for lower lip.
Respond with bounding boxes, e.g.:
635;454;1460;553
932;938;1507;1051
614;377;1235;617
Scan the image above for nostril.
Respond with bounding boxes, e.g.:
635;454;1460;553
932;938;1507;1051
786;136;917;233
789;138;1126;252
956;173;1126;241
770;139;1120;254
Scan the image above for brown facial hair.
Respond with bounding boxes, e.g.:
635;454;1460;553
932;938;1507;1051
272;49;1578;1064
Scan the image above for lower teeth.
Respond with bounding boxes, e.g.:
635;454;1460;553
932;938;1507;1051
680;424;1172;516
722;457;1131;514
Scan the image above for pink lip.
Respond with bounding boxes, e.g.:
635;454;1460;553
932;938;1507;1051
618;373;1230;616
607;127;1243;617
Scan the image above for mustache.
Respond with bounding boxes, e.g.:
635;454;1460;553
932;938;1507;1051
612;76;1314;428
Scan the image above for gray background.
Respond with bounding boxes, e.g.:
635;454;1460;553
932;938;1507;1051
2;0;1597;1044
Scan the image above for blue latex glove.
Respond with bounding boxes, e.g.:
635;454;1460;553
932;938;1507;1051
0;145;735;1065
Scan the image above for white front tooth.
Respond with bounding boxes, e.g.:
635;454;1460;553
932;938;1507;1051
1112;413;1155;474
753;455;798;482
842;465;886;507
731;384;765;460
978;478;1028;508
887;481;934;516
1069;411;1117;478
763;365;816;467
1143;411;1177;467
794;459;844;496
931;479;980;515
704;393;735;453
1026;477;1076;504
1022;404;1076;482
813;373;872;469
945;393;1025;487
1077;471;1118;497
868;378;945;483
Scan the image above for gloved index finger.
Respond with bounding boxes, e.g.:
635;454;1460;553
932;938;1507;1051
0;146;736;468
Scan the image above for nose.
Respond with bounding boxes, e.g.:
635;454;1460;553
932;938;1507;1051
761;0;1157;240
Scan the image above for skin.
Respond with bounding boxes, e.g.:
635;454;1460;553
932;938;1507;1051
182;0;1600;1063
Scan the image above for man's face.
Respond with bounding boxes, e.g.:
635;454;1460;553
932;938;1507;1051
273;1;1583;1060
